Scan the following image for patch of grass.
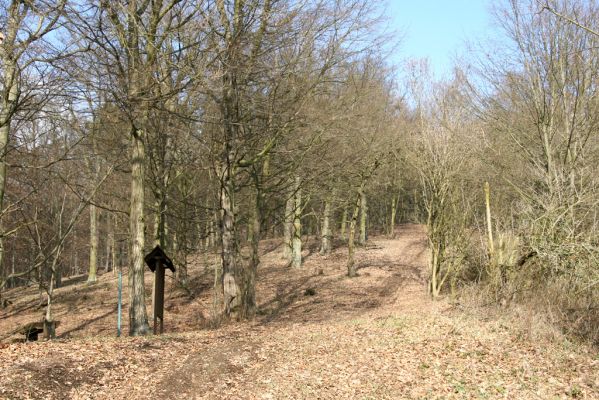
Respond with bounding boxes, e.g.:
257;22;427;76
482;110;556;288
452;380;467;394
346;318;367;327
566;385;583;398
418;362;430;371
376;315;408;330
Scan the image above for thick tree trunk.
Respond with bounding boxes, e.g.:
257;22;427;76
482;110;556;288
358;189;367;246
0;51;19;279
320;199;331;255
220;173;240;315
87;204;98;283
291;177;302;269
128;129;150;336
241;187;260;318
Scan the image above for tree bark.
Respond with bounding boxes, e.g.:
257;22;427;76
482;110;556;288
340;207;347;240
128;128;150;335
87;204;98;283
108;213;116;274
358;189;367;245
347;189;362;278
44;266;56;339
291;177;302;269
320;199;331;255
154;190;168;249
210;215;216;248
220;171;240;315
241;186;260;318
0;29;19;281
389;196;397;237
204;222;211;249
175;231;188;288
282;193;294;260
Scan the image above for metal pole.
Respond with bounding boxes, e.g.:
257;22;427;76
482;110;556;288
117;269;122;337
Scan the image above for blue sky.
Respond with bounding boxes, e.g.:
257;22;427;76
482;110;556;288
388;1;493;78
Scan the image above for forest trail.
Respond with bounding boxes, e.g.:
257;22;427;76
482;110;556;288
1;225;597;399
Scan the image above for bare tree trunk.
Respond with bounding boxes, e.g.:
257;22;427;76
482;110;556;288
154;194;168;249
172;229;187;288
44;254;61;340
291;177;302;269
109;213;116;275
175;229;188;288
175;179;189;287
44;275;56;339
204;222;210;249
241;186;260;318
358;188;367;245
0;41;19;280
389;195;397;237
210;215;216;248
54;264;62;289
104;218;111;273
10;254;15;288
347;190;362;278
320;199;331;255
282;193;293;260
128;129;150;336
87;203;98;283
429;244;440;297
220;172;240;315
484;182;494;257
171;230;178;261
340;207;347;240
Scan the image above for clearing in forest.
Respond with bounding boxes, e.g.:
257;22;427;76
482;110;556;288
0;225;597;399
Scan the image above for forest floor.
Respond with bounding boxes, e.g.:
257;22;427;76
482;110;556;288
0;224;597;399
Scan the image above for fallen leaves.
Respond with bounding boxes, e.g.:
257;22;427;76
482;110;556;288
1;225;597;399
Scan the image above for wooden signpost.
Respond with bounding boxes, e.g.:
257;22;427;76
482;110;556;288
144;245;175;334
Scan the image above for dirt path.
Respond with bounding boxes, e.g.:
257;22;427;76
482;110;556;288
1;225;597;399
153;226;597;399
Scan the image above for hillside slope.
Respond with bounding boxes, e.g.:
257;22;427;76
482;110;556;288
0;225;597;399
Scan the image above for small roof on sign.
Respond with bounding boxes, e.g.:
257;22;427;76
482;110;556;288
144;245;175;272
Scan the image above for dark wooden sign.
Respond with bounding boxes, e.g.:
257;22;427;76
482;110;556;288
144;245;174;334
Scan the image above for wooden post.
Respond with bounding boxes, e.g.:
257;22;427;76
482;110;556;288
153;261;165;334
144;245;174;335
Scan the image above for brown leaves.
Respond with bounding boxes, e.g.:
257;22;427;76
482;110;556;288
1;226;597;399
